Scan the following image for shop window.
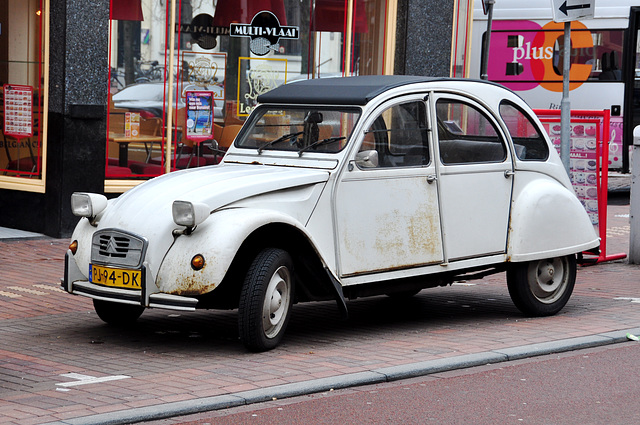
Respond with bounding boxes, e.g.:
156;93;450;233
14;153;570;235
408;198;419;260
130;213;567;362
0;0;47;188
107;0;168;180
105;0;395;189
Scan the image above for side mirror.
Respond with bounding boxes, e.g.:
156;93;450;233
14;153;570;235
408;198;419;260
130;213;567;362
355;150;379;168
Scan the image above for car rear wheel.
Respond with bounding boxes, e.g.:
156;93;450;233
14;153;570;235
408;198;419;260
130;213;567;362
93;299;144;326
238;248;294;352
507;255;576;316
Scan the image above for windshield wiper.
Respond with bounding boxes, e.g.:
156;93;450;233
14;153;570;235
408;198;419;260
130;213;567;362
257;131;304;154
297;136;346;156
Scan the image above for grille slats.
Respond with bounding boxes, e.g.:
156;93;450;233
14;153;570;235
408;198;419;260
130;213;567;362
91;229;147;268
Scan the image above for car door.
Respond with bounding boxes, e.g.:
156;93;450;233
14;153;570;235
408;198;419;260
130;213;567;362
334;96;444;277
431;93;514;262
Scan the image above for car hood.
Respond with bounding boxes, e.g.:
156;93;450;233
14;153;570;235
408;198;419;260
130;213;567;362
102;163;329;229
94;164;330;271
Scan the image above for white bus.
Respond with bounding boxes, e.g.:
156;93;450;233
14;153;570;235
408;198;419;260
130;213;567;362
470;0;640;172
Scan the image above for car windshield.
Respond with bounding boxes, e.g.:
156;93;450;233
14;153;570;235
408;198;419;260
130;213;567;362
236;106;361;154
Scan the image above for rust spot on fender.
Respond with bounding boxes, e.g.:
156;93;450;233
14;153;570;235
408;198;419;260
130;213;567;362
169;267;216;296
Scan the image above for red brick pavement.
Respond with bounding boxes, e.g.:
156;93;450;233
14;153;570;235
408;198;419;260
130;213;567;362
0;203;638;424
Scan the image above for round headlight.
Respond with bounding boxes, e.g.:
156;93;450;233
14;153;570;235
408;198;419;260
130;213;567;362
172;201;210;228
71;192;108;218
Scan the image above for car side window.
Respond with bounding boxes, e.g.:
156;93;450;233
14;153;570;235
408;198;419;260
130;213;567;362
436;99;507;165
358;101;430;168
499;101;550;161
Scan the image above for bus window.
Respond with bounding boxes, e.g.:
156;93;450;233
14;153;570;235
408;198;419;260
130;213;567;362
554;29;624;82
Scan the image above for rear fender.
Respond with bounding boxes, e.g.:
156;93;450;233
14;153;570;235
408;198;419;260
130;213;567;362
508;178;599;262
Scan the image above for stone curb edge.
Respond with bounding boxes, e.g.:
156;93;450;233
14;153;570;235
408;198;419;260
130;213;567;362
43;327;640;425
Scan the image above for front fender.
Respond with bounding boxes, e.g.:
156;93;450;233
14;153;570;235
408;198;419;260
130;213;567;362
67;218;98;281
156;208;316;295
508;178;599;262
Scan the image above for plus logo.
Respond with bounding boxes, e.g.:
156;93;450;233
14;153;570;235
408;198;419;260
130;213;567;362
487;20;594;92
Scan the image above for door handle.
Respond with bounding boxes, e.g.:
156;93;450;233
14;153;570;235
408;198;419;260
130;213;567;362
426;175;437;184
504;170;515;178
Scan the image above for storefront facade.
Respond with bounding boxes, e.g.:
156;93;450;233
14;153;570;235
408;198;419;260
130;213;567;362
0;0;469;237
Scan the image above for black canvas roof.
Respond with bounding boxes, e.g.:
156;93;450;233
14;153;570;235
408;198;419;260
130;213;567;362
257;75;444;106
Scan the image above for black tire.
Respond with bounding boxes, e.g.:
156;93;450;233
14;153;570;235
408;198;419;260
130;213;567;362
93;299;144;326
507;255;576;316
238;248;294;352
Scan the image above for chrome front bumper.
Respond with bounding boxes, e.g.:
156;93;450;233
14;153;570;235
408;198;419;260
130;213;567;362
61;250;198;311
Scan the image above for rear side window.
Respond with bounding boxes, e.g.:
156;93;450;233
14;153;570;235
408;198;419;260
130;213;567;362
499;101;549;161
436;99;506;164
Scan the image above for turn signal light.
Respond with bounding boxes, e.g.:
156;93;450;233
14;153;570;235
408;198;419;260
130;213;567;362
191;254;205;270
69;240;78;255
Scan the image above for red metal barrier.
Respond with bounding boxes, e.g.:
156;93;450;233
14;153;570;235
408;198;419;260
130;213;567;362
534;109;626;264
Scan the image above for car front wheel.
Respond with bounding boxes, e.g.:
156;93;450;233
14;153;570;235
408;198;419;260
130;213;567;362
93;299;144;326
506;255;576;316
238;248;294;352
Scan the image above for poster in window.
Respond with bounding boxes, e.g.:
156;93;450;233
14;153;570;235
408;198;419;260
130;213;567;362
237;57;288;117
180;52;226;101
4;84;34;138
185;91;214;141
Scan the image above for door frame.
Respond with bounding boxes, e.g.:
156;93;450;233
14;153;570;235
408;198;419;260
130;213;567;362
429;91;515;262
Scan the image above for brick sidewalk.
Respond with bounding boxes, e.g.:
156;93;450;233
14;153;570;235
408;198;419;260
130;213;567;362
0;204;638;425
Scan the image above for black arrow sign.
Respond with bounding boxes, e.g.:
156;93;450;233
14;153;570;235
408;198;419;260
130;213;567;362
559;1;591;16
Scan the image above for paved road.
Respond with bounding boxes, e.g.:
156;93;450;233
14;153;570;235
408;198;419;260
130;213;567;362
150;343;640;425
0;202;638;425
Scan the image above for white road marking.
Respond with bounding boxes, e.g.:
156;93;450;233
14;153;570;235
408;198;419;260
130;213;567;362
7;286;48;295
614;297;640;304
56;372;131;387
32;284;66;293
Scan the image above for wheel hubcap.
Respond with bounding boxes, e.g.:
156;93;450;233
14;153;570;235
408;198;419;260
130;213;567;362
262;266;291;338
527;257;567;304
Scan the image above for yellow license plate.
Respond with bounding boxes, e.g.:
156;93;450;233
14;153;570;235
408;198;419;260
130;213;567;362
90;264;141;289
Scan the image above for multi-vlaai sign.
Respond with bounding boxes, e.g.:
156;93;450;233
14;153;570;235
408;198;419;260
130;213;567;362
230;11;299;56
